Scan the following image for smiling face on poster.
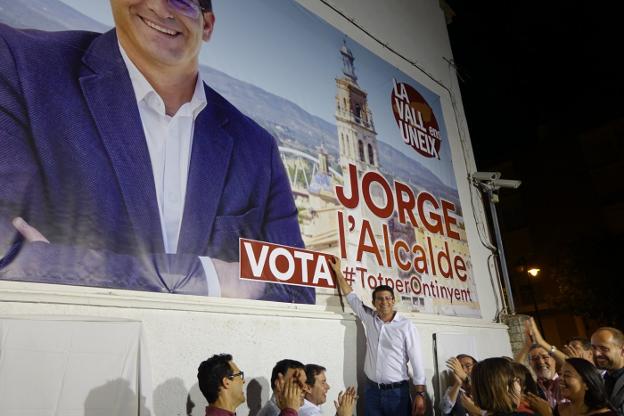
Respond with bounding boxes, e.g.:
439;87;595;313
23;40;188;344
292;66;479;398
109;0;215;68
0;0;480;317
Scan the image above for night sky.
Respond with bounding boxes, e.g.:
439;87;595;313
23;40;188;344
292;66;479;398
445;2;624;327
447;2;623;163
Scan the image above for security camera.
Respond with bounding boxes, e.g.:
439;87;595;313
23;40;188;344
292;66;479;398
490;179;522;189
471;172;501;182
471;171;522;190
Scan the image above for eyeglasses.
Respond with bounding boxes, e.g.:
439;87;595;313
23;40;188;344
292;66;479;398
529;354;551;362
228;371;245;381
374;296;394;302
168;0;209;19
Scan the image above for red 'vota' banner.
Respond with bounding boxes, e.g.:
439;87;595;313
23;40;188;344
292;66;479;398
239;239;335;289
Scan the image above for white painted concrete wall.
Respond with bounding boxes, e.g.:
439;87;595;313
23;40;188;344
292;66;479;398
0;1;510;415
0;282;509;415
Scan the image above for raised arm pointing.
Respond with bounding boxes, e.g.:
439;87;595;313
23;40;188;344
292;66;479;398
329;257;353;295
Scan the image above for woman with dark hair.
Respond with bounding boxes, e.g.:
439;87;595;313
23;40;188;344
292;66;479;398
471;357;531;416
511;362;539;414
528;358;616;416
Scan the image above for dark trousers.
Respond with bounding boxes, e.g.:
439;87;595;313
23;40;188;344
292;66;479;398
364;380;411;416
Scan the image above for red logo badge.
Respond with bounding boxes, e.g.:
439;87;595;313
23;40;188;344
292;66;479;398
391;79;441;159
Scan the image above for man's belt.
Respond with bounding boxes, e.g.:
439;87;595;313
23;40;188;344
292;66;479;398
368;379;408;390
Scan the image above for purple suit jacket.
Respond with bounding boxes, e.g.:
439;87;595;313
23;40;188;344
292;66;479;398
0;24;314;303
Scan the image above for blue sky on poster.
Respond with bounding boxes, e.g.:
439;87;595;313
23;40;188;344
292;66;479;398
59;0;456;188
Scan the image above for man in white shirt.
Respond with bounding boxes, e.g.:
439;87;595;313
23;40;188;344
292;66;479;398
0;0;313;303
299;364;357;416
329;259;427;416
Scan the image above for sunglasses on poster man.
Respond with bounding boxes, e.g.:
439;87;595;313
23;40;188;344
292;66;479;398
168;0;211;19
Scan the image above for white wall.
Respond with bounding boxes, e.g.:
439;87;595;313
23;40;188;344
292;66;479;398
0;282;509;416
0;1;510;415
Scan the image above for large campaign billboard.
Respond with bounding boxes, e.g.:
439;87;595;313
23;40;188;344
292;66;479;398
0;0;480;316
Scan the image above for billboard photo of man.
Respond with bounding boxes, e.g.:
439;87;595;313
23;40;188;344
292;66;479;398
0;0;314;303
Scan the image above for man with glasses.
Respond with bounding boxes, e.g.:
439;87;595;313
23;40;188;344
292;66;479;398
198;353;301;416
329;259;427;416
526;345;562;408
0;1;313;303
441;354;479;416
514;319;565;409
523;317;595;367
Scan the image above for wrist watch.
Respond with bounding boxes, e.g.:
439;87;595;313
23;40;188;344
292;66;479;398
549;344;557;355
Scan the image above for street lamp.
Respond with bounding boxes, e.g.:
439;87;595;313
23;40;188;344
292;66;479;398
525;266;544;334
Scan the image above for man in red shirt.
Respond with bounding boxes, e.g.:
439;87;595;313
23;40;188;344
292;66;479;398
198;353;302;416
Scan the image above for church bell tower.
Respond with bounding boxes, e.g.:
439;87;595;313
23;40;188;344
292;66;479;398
335;40;379;173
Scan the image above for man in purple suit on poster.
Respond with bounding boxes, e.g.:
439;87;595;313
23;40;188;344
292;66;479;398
0;0;314;303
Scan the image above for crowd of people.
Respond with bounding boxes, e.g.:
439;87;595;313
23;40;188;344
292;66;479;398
193;258;624;416
442;318;624;416
197;356;357;416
